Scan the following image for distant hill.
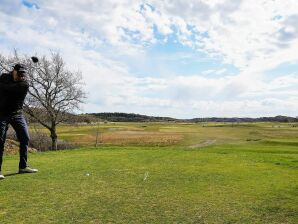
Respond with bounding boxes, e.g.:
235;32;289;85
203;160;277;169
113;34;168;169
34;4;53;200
87;112;178;122
26;109;298;123
189;115;298;123
86;113;298;123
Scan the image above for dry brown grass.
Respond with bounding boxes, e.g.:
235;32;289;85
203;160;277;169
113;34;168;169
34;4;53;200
100;131;183;145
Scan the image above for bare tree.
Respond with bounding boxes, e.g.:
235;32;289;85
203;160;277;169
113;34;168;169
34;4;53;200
0;51;86;150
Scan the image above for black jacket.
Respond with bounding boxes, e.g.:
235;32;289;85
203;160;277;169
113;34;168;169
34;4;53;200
0;73;29;116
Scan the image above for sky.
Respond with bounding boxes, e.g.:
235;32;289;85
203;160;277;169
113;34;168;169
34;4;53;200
1;0;298;118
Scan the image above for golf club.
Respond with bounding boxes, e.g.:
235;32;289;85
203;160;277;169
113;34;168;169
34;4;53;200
0;56;39;73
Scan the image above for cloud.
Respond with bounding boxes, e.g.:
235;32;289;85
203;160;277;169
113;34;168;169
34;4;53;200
3;0;298;70
149;0;298;73
1;0;298;118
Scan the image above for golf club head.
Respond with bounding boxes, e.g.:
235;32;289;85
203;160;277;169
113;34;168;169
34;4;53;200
31;56;39;63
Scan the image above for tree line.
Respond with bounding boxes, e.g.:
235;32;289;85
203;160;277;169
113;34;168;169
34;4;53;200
88;113;298;123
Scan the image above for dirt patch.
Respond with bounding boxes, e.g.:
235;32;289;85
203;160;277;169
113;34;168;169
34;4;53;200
188;140;217;149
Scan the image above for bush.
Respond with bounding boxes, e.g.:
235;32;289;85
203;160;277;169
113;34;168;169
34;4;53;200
29;130;78;151
7;125;78;151
29;131;52;151
55;139;78;150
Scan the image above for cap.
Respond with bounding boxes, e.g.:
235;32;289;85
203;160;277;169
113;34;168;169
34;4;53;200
13;63;26;73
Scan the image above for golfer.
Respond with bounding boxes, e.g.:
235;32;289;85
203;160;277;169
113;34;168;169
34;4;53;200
0;64;38;180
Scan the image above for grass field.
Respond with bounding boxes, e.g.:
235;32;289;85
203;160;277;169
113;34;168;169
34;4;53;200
1;122;298;223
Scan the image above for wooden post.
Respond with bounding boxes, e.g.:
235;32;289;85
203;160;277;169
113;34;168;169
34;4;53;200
95;124;100;147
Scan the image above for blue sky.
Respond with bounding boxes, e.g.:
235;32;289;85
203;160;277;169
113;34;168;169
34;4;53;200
21;0;39;9
1;0;298;118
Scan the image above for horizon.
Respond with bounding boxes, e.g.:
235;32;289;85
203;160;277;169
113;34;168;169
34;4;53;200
84;111;298;120
1;1;298;118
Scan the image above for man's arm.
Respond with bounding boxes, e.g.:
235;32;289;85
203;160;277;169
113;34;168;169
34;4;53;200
0;73;8;82
0;80;29;93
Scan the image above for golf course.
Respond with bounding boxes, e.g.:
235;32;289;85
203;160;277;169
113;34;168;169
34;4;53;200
0;122;297;223
2;0;298;223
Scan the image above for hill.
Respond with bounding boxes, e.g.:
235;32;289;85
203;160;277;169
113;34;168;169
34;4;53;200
87;112;178;122
87;113;298;123
25;110;298;123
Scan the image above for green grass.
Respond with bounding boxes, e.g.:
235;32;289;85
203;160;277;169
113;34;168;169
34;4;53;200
1;122;298;223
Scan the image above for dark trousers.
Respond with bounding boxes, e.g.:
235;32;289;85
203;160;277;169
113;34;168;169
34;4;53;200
0;114;29;171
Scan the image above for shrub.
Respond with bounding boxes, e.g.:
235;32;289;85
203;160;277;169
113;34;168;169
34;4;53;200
29;130;78;151
7;126;78;151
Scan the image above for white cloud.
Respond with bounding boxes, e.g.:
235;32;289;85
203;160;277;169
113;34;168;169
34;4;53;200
1;0;298;118
150;0;298;73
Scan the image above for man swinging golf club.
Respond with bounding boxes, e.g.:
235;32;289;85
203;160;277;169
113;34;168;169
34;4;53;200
0;58;39;180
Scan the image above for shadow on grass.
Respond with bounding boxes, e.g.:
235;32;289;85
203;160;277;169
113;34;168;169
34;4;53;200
4;172;24;177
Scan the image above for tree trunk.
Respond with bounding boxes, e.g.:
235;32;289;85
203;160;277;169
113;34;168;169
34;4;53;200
50;126;58;151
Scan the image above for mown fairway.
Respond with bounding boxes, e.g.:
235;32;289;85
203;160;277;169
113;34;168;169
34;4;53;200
1;122;297;223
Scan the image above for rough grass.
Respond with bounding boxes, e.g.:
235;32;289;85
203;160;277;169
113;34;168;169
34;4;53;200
101;131;183;146
46;122;298;147
0;122;296;223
